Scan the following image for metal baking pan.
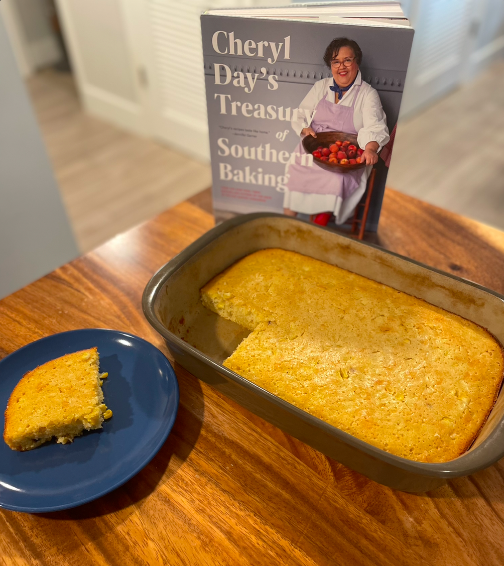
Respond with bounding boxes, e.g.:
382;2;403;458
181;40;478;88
142;213;504;492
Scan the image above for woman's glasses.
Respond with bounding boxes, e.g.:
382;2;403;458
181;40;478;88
330;57;355;68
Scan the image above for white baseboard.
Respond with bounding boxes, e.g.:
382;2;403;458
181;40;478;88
29;35;62;70
461;35;504;85
82;85;148;136
155;110;210;160
471;35;504;65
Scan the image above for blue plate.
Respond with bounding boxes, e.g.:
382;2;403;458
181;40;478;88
0;329;179;513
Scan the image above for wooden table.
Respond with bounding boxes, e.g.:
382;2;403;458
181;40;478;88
2;189;504;566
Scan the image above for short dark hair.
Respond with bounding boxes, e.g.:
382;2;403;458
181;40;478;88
323;38;363;67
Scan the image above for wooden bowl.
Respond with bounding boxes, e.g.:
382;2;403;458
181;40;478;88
302;131;366;172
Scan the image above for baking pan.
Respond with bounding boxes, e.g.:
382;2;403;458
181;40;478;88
142;213;504;492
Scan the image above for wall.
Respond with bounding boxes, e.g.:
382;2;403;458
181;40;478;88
400;0;504;117
0;0;61;76
468;0;504;73
14;0;61;69
55;0;145;135
0;14;79;300
61;0;137;102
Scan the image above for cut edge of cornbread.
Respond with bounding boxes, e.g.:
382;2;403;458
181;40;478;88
201;269;265;331
3;347;113;451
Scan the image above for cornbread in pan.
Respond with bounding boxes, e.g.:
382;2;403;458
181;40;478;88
4;347;112;451
201;249;504;463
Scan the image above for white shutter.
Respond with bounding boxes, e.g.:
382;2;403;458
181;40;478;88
141;0;277;158
400;0;473;116
415;0;472;85
147;0;208;137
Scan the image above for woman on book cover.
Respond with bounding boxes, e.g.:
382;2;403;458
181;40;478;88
283;38;390;225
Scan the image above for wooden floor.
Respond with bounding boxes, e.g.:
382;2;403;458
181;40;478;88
387;59;504;231
26;61;504;253
26;70;212;253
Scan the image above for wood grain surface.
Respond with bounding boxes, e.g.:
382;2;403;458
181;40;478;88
1;189;504;566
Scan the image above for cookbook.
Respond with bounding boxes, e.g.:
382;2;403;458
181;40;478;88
200;2;414;233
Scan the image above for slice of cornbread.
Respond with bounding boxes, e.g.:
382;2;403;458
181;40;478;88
201;249;504;463
4;347;112;451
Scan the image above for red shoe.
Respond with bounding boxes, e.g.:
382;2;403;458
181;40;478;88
313;212;332;226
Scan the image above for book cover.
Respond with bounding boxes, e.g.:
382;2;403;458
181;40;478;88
201;7;414;233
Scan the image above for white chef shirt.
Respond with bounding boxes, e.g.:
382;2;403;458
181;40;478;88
291;71;390;151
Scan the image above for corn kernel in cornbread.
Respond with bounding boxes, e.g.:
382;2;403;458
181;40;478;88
4;347;112;451
201;249;504;463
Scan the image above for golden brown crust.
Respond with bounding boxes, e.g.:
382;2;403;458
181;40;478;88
3;347;110;451
201;249;504;463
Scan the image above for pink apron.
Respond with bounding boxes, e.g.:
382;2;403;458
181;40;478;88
286;84;364;199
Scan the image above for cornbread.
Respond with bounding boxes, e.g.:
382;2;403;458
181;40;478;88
4;348;112;451
201;249;504;463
